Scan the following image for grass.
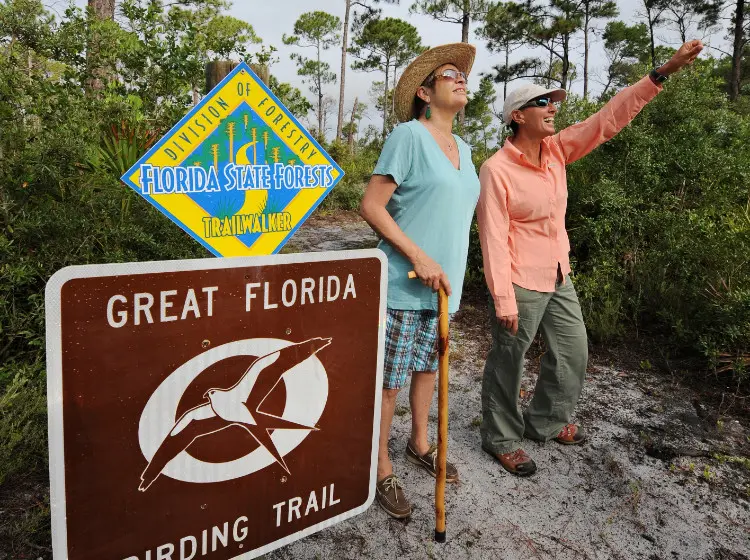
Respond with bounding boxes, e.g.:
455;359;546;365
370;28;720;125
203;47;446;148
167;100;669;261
0;371;47;487
0;371;50;559
713;453;750;471
703;466;715;482
627;480;642;514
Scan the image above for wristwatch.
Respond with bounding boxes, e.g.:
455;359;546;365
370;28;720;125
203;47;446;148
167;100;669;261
649;68;668;83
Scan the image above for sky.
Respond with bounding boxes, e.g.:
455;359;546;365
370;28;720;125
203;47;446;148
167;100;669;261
227;0;725;134
49;0;727;135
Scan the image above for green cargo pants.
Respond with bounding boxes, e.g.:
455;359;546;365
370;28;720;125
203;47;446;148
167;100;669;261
480;275;588;455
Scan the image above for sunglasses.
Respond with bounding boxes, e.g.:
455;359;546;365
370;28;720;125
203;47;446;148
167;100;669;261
429;69;468;84
519;97;557;109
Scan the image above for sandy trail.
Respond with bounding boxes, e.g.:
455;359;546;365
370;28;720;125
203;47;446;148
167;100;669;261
269;213;750;560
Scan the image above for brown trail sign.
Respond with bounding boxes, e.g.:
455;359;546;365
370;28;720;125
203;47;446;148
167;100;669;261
45;250;385;559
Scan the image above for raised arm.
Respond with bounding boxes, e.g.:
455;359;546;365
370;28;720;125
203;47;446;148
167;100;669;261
555;40;704;165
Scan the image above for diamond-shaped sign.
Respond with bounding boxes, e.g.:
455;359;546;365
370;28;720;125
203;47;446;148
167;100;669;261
121;62;344;257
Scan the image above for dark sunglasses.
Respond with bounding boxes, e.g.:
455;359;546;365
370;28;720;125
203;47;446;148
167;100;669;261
428;69;468;84
519;97;557;109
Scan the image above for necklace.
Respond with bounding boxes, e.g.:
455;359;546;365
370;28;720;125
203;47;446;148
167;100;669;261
426;121;455;152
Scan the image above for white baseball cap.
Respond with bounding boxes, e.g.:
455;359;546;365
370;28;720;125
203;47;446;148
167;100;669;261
502;84;567;125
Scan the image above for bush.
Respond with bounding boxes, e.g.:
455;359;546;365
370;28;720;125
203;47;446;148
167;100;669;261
0;366;47;487
319;140;378;212
0;46;209;504
561;60;750;378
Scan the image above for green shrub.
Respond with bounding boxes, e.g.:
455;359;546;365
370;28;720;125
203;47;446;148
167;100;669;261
320;140;378;212
563;60;750;375
0;366;47;486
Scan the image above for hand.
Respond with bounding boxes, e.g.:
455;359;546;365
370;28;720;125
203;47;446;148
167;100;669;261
411;250;452;295
498;314;518;336
659;40;704;76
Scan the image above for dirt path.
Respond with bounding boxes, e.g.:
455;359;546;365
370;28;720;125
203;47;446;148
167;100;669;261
270;212;750;560
281;211;379;253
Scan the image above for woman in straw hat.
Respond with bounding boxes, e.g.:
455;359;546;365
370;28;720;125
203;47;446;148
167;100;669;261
359;43;479;519
477;40;703;477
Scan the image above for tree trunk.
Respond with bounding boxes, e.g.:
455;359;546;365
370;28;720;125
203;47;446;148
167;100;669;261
318;89;324;141
249;63;270;85
89;0;115;17
561;35;569;89
547;47;554;88
317;42;324;141
729;0;745;101
392;62;399;117
461;4;470;42
583;9;590;99
382;59;390;139
504;43;509;98
348;96;359;153
356;112;364;145
205;60;239;93
673;8;688;43
458;5;470;126
648;8;657;68
86;0;116;93
337;0;351;141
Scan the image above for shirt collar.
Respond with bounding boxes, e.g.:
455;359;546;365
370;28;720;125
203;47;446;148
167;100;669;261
502;136;553;170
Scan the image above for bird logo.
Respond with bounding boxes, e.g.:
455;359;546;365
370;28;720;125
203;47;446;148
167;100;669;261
138;337;332;491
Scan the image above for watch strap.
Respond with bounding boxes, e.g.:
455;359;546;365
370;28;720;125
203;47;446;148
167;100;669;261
650;68;668;83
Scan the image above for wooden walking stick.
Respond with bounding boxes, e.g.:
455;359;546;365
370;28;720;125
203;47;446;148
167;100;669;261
408;271;449;543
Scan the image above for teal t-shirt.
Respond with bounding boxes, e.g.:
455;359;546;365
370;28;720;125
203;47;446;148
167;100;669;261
373;120;480;313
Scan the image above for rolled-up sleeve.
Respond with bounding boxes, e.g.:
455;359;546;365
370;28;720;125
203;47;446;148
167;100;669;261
478;164;517;317
554;74;663;164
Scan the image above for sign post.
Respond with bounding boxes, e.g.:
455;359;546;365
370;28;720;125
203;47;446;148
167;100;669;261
45;250;385;559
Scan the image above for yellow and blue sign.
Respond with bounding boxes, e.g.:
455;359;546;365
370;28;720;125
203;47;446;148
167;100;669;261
121;62;344;256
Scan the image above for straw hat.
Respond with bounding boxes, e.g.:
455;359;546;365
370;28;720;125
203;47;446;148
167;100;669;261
394;43;476;123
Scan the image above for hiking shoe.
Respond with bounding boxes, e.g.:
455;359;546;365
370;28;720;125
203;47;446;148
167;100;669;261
483;446;537;477
555;424;586;445
405;442;459;483
376;474;411;519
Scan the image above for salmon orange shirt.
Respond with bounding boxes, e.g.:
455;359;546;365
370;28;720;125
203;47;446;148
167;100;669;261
478;75;662;316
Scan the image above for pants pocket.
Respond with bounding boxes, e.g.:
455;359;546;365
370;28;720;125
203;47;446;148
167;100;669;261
513;284;545;306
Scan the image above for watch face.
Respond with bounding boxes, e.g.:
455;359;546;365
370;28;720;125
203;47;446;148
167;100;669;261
651;69;667;82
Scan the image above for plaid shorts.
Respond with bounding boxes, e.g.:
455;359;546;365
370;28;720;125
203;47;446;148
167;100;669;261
383;308;439;389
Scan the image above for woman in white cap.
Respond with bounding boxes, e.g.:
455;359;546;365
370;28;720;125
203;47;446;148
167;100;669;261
477;40;703;477
359;43;479;518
